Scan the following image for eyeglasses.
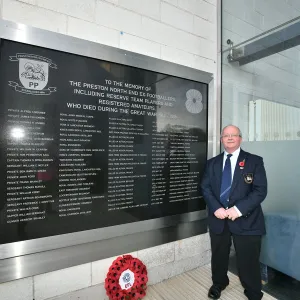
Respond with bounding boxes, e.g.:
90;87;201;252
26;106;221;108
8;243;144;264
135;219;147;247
221;134;241;138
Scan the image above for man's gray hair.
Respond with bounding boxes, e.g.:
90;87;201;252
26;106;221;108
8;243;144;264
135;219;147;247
221;125;242;137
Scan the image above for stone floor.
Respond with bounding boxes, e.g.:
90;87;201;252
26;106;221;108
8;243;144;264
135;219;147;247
146;264;277;299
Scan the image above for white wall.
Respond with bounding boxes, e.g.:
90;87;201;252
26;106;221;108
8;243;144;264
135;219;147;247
0;0;217;73
0;0;217;299
222;0;300;140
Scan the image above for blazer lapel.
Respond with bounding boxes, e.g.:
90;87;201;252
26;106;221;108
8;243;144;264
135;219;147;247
230;149;247;194
214;153;224;198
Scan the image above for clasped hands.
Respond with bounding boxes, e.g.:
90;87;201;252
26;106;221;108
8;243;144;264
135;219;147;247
214;207;239;221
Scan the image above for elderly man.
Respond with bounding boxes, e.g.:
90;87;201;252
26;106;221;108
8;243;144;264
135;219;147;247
201;125;267;300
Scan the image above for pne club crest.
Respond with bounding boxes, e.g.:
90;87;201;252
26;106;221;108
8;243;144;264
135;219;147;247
8;53;57;95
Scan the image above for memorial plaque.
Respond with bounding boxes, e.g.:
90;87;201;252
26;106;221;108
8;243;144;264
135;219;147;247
0;39;208;244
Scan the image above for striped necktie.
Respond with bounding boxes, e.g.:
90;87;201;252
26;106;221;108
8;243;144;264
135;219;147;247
220;154;232;208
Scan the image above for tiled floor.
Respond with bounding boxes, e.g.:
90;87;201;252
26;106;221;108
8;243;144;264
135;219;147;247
146;264;277;299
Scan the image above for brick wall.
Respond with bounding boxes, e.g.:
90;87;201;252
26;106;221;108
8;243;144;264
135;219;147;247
1;0;217;73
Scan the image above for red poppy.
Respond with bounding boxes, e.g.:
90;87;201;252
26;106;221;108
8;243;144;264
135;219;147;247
137;289;146;297
117;290;128;300
129;290;142;300
239;160;245;167
137;274;148;284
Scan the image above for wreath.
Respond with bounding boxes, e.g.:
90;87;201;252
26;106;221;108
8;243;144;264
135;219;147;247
105;254;148;300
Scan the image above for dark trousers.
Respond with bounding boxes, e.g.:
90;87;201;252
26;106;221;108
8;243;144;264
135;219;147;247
210;221;263;300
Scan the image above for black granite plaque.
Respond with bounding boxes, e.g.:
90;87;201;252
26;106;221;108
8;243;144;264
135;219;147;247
0;39;208;244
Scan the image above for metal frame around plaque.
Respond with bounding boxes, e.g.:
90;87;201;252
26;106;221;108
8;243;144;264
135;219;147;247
0;19;220;282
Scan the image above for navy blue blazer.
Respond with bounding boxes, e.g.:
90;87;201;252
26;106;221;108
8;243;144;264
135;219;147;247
201;149;267;235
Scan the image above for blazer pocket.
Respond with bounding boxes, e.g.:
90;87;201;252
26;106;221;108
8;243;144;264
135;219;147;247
241;211;260;230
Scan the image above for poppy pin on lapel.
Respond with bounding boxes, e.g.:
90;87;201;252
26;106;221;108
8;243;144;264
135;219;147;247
239;159;245;169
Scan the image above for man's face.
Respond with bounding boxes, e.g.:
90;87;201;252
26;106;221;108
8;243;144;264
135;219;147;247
221;126;242;153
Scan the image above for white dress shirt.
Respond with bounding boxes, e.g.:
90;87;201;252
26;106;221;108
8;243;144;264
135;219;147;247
223;148;242;216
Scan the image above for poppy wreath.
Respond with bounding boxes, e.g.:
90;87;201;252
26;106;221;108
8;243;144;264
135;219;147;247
105;254;148;300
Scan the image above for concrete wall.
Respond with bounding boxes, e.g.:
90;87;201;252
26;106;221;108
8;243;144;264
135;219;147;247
222;0;300;140
0;0;217;299
0;234;211;300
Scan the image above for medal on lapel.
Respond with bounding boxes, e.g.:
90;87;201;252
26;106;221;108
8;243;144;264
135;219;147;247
244;173;253;184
